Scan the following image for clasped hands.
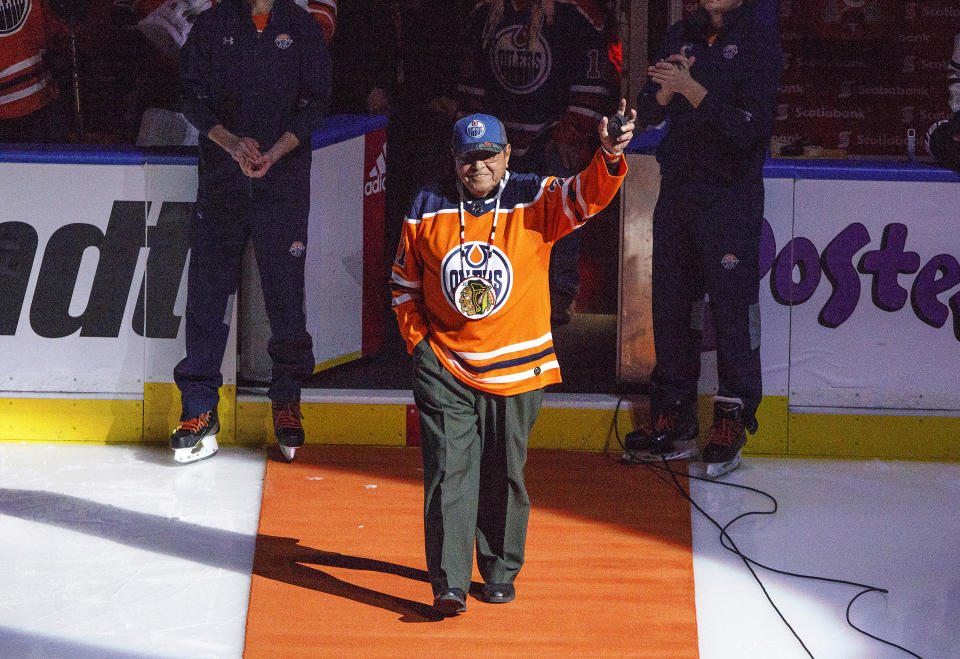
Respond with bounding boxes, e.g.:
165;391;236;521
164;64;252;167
649;54;701;106
225;135;278;178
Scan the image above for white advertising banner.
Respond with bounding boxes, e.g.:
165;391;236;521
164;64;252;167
756;176;794;399
308;137;365;364
0;162;152;393
0;160;234;395
620;154;960;414
788;179;960;410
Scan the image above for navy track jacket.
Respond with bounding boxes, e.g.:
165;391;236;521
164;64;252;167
180;0;331;195
637;2;782;185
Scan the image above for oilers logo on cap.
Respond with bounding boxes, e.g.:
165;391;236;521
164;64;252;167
466;120;487;139
453;114;508;154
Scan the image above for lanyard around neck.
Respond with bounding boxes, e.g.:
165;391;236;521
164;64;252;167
456;173;507;277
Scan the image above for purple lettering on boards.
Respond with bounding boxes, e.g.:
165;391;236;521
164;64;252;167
858;223;921;312
771;237;821;306
759;218;776;279
819;223;870;328
910;254;960;329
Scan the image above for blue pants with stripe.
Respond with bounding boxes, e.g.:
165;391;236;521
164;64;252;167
174;188;314;420
649;180;764;432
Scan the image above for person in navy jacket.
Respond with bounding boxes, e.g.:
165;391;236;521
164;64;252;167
623;0;782;479
924;33;960;174
171;0;331;464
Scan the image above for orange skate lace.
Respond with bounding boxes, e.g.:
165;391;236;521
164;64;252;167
652;409;677;433
706;417;742;448
273;403;302;429
176;412;211;433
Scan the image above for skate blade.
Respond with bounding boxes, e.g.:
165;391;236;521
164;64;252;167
698;452;742;480
278;444;297;462
173;436;219;464
622;441;698;464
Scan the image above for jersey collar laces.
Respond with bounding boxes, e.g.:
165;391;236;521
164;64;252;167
454;174;508;319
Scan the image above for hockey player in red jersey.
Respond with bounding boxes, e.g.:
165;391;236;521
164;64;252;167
0;0;64;143
392;99;635;614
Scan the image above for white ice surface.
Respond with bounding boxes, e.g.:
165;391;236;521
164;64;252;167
691;458;960;659
0;444;265;659
2;445;957;658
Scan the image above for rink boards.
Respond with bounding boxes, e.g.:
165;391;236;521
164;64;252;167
0;116;386;445
1;133;959;459
619;156;960;460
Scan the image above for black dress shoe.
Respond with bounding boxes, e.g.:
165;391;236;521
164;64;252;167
433;588;467;615
480;582;515;603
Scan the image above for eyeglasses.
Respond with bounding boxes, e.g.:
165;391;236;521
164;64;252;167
456;151;503;166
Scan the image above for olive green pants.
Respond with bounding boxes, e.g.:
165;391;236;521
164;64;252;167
411;340;543;595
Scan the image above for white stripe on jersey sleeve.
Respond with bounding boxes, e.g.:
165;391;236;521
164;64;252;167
0;78;50;106
566;105;604;120
406;207;459;225
574;174;590;220
559;177;578;230
391;293;421;307
391;272;421;289
570;85;612;95
0;54;43;80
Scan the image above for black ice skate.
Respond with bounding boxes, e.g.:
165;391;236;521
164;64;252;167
170;409;219;464
698;398;748;479
622;404;699;463
272;402;305;462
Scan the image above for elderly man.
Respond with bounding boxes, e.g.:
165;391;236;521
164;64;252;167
456;0;622;325
390;101;635;615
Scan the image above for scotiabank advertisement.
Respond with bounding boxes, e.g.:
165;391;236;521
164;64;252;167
682;0;960;158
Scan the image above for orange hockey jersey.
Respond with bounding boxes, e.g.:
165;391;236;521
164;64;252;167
391;148;626;396
0;0;59;120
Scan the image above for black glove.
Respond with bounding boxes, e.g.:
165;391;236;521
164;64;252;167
925;112;960;174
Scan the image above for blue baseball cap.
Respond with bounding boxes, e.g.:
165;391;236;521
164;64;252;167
452;114;508;156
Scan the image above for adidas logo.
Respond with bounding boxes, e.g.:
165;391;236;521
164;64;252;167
364;146;386;197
